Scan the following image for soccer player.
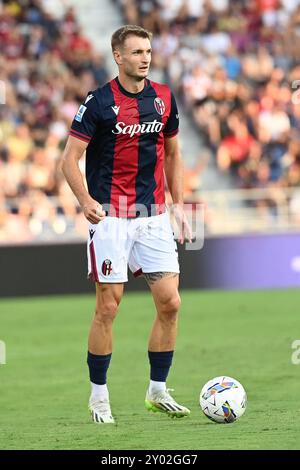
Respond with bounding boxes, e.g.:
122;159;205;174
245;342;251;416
62;25;192;424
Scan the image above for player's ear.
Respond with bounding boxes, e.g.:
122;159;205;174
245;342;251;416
113;48;123;66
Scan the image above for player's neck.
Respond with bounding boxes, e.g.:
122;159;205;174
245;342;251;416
117;74;145;95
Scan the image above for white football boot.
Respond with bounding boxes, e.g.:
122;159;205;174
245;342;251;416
145;388;190;418
89;397;115;424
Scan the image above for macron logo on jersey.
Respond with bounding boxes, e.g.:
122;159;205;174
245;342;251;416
111;105;120;116
85;94;94;104
112;120;164;138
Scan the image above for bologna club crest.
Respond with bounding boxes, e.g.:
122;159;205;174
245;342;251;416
102;259;112;276
154;97;165;115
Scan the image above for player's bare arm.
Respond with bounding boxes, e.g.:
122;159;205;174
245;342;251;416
61;135;106;224
164;135;192;244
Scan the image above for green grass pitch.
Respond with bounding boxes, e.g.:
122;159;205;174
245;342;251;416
1;289;300;450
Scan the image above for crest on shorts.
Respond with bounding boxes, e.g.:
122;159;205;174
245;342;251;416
102;259;112;276
154;97;165;116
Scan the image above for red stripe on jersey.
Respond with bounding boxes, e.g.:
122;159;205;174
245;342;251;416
70;129;91;139
89;241;99;283
69;130;91;143
149;81;171;208
110;79;139;217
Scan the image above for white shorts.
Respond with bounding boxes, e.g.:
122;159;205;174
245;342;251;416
87;212;179;283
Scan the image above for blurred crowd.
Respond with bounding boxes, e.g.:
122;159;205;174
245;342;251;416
0;0;109;242
116;0;300;194
1;0;300;243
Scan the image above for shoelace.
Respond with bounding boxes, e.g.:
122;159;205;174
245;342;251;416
155;388;177;404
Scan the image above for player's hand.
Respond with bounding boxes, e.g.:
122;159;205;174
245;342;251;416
172;203;193;244
82;197;106;224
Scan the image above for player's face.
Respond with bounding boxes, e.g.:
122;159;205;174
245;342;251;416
116;36;152;81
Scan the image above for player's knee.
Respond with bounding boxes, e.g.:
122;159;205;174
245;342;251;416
159;294;181;319
95;300;119;323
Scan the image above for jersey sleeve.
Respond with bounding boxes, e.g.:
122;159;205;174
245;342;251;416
69;92;101;143
163;92;179;138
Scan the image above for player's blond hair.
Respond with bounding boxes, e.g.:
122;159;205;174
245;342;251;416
111;25;152;51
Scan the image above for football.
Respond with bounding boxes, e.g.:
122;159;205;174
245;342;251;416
199;376;247;423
